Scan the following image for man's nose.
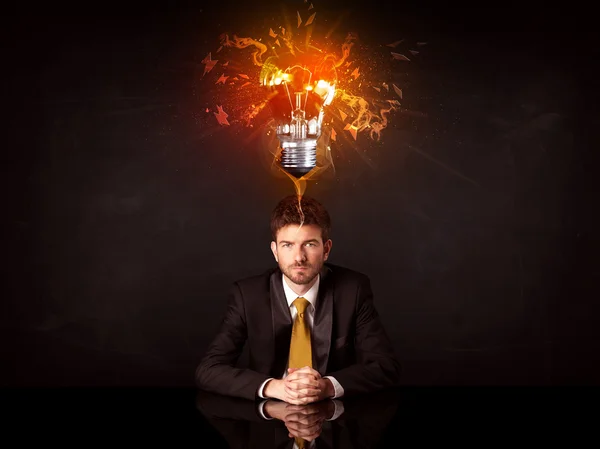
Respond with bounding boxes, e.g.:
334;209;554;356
294;247;307;262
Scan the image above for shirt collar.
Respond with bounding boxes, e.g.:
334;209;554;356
282;273;320;310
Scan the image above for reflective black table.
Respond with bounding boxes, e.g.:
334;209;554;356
1;387;594;446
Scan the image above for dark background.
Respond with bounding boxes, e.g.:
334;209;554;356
2;0;596;387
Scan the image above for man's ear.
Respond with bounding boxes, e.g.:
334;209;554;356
323;239;332;260
270;241;278;262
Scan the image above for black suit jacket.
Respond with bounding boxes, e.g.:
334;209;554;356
195;263;401;400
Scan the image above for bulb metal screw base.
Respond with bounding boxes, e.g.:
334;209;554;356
278;138;318;178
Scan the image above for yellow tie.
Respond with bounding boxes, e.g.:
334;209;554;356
289;297;312;449
288;297;312;369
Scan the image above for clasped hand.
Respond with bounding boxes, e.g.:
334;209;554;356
264;399;335;442
264;366;334;405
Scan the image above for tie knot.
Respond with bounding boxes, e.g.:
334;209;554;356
293;297;310;314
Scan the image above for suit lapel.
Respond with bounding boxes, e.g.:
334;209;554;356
270;270;293;377
313;265;333;375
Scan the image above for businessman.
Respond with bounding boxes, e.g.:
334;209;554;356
195;194;400;403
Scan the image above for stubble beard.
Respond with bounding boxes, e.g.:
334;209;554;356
281;261;322;285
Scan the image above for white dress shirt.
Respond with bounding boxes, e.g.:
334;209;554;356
257;274;345;420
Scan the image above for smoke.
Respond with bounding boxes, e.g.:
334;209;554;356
219;34;268;66
337;92;400;141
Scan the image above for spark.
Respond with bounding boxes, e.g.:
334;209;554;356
343;123;358;140
386;40;404;48
214;105;230;126
391;52;410;61
201;52;218;76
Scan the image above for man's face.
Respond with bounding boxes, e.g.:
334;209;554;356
270;224;332;287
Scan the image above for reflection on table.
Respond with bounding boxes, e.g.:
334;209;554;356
196;387;400;449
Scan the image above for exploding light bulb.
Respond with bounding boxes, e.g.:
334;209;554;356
260;47;337;178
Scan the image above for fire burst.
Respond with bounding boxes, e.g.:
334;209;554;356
200;1;423;196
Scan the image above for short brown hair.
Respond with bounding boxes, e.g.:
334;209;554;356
270;195;331;242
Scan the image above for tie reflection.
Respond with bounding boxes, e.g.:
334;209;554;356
196;388;400;449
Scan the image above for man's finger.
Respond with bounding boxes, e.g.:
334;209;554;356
300;395;320;405
293;366;321;377
284;404;320;414
300;430;322;442
285;420;323;438
286;371;320;382
285;421;306;433
301;421;323;436
285;385;321;398
286;404;318;413
286;378;320;390
285;419;322;434
286;377;319;385
284;413;321;426
283;379;321;390
286;392;320;405
285;388;320;401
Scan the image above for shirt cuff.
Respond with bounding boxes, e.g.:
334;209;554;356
323;376;344;399
257;400;273;420
329;399;345;421
257;378;274;399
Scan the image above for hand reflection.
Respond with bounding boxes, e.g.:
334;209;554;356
196;388;400;449
264;400;336;442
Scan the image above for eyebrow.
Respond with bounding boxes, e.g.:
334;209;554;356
279;239;320;245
